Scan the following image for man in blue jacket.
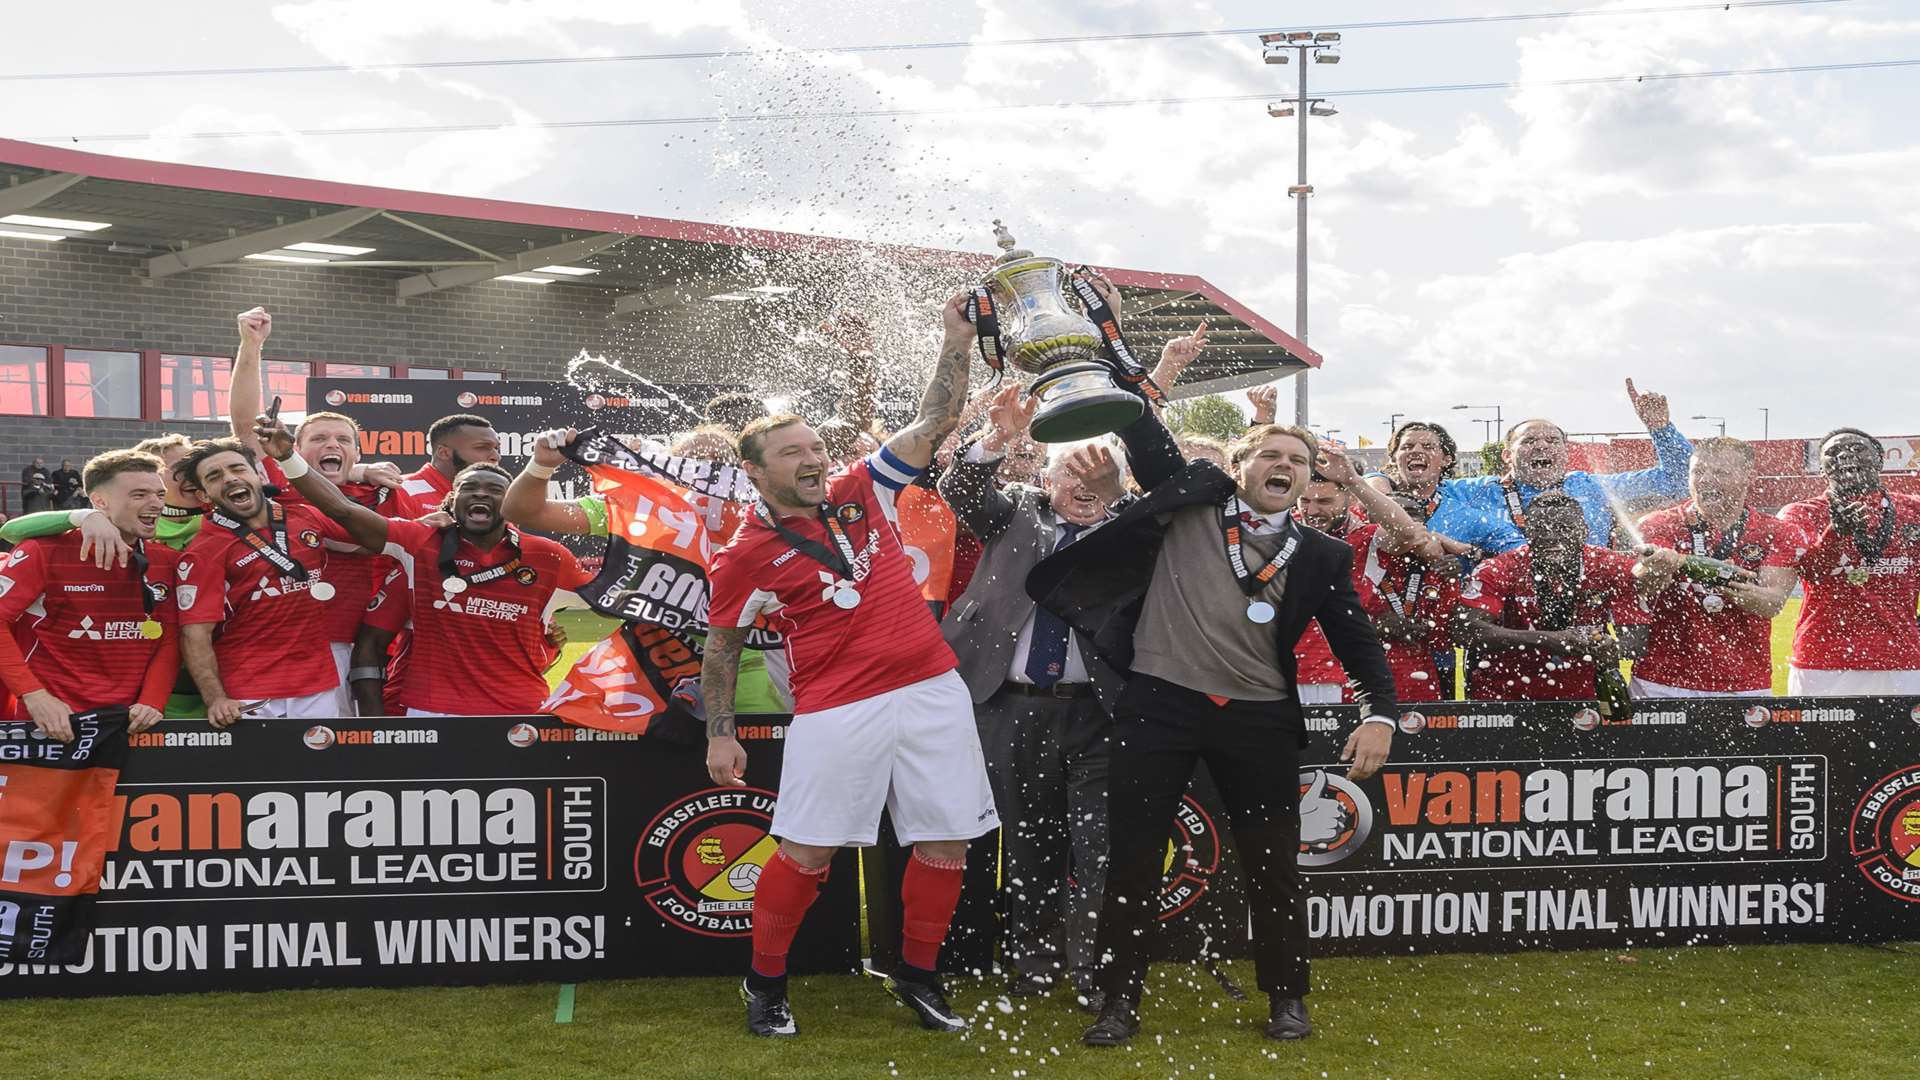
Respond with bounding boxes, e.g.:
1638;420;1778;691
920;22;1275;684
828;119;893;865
1437;379;1692;553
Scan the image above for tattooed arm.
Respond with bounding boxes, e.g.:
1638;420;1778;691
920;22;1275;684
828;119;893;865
880;292;977;471
702;625;751;786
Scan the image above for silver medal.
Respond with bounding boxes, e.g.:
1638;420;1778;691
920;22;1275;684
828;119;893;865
1700;592;1726;614
832;585;862;610
442;575;469;594
309;581;336;602
1245;600;1276;624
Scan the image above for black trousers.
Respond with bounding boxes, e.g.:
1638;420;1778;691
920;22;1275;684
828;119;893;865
1094;673;1309;1001
976;684;1110;988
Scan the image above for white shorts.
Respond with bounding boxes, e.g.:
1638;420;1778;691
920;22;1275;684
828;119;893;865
772;669;998;848
1630;677;1771;699
249;687;345;720
1786;667;1920;697
1297;683;1345;706
328;642;356;717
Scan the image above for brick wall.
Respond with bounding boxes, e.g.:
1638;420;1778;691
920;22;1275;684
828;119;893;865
0;235;720;509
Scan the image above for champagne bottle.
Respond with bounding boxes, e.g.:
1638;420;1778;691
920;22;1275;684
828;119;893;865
1632;547;1750;586
1580;625;1635;722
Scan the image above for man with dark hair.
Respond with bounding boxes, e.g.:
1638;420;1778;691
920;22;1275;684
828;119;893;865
175;437;357;725
390;413;501;518
1027;411;1400;1048
1453;492;1650;700
701;293;994;1038
1777;427;1920;695
1434;381;1693;554
0;450;178;740
255;415;591;717
705;391;768;434
1631;437;1800;697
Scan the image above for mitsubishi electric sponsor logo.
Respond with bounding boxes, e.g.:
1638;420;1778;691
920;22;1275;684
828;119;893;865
66;616;150;641
431;591;531;621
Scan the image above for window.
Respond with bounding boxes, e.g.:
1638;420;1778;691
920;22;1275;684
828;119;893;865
407;367;450;380
0;345;49;415
322;363;391;378
64;349;142;418
265;359;310;415
160;354;231;421
462;370;503;381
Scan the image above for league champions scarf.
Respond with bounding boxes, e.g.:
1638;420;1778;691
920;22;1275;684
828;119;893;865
0;709;129;966
543;428;785;736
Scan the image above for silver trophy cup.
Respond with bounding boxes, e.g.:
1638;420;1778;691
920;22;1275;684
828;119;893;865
977;222;1144;443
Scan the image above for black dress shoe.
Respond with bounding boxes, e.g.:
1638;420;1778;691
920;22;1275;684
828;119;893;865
1006;974;1054;998
1073;987;1106;1015
1080;995;1140;1047
1265;996;1312;1041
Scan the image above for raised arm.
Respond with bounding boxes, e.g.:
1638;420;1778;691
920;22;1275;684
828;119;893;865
1598;379;1694;501
228;307;272;457
880;293;976;471
1147;321;1208;401
505;428;594;535
253;415;389;553
827;312;878;435
937;384;1031;540
701;625;751;787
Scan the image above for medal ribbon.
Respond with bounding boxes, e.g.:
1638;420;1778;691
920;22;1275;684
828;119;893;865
1218;497;1301;597
756;501;860;583
159;504;203;520
438;526;524;589
209;501;303;579
1500;477;1563;529
1529;553;1588;632
1380;564;1428;620
1687;509;1749;562
963;288;1006;374
129;541;160;619
1069;268;1164;405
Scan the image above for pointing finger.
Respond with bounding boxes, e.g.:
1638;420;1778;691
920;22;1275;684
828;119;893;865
1624;377;1639;401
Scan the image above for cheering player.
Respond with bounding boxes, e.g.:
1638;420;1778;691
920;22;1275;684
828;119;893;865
1631;438;1801;697
175;439;356;724
254;415;589;716
1778;429;1920;695
0;451;178;739
390;413;502;518
1350;493;1464;702
1454;493;1650;700
227;306;404;712
701;293;994;1038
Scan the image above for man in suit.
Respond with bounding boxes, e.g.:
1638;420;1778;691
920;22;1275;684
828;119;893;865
940;384;1128;1010
1028;406;1402;1048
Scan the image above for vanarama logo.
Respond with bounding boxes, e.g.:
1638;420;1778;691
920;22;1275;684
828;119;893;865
506;723;641;746
1402;712;1520;732
1158;794;1221;921
327;390;413;406
455;391;544;408
1744;705;1857;727
1311;756;1826;873
637;786;780;937
129;730;233;748
1850;765;1920;902
304;725;440;749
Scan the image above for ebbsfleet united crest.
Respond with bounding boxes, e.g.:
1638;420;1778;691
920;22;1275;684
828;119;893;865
635;786;780;937
1851;764;1920;903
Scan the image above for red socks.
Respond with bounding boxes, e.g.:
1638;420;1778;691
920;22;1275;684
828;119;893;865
900;849;966;972
750;848;828;979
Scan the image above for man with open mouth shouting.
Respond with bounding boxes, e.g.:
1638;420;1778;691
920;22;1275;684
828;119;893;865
1026;404;1401;1049
254;414;592;718
699;292;996;1040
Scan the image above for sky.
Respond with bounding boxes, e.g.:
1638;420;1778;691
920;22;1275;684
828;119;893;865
6;0;1918;445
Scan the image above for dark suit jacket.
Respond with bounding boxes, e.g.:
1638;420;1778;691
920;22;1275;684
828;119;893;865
1025;411;1400;723
939;445;1124;711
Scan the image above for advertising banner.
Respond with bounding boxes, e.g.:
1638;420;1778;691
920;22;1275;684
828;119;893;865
0;716;857;998
1145;698;1920;958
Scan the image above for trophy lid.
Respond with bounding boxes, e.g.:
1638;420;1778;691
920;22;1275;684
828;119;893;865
990;219;1034;265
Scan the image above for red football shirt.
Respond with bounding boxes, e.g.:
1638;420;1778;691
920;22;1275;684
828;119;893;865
1349;523;1459;703
389;463;454;520
1633;503;1803;692
1779;491;1920;671
177;500;354;698
380;520;590;715
364;563;411;715
0;534;181;714
1459;545;1650;701
263;456;400;643
707;449;956;714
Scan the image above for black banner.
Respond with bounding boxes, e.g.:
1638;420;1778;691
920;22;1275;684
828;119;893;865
0;716;856;997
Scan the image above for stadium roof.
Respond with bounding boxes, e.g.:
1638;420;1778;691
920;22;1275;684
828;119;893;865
0;137;1317;397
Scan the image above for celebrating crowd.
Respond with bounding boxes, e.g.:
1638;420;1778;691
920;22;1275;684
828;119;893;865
2;295;1918;1048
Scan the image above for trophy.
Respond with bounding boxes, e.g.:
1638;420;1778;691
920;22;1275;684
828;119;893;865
969;221;1147;443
